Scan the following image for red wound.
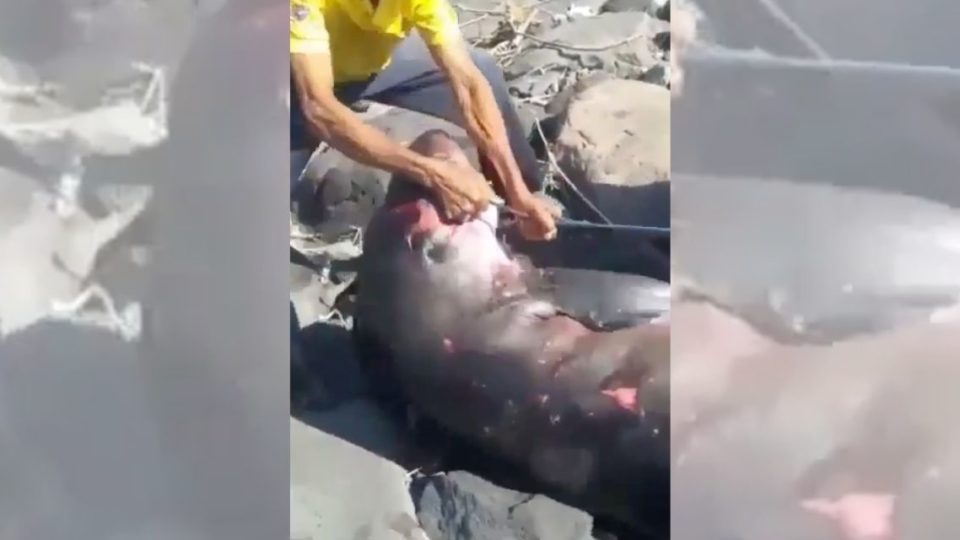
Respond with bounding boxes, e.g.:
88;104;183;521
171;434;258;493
391;199;442;238
801;493;895;540
602;387;639;413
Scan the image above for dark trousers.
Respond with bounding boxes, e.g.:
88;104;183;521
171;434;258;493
290;35;541;192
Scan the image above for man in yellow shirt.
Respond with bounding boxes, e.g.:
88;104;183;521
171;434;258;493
289;0;556;240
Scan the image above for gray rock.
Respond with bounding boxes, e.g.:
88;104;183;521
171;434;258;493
0;166;149;340
289;238;359;299
544;71;615;116
504;11;667;88
291;301;316;408
413;471;595;540
295;317;368;407
639;62;669;86
290;263;334;327
657;0;670;21
526;69;565;99
540;0;609;22
554;79;669;188
602;0;669;20
506;60;576;99
290;418;429;540
299;398;415;464
512;100;544;140
460;18;506;45
0;0;196;101
600;0;648;13
453;1;506;44
453;0;609;45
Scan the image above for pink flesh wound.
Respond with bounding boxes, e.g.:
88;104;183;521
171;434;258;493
392;200;443;240
602;387;639;413
801;493;896;540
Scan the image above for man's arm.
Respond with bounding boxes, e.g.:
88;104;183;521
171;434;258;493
412;0;554;238
290;53;437;184
290;50;495;220
424;36;533;203
289;1;438;184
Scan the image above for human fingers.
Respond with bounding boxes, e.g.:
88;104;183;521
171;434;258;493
530;201;557;240
519;213;556;241
437;191;468;222
466;170;495;210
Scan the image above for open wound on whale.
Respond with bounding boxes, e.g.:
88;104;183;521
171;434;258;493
602;387;639;412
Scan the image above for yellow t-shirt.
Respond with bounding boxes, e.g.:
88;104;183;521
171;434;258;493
290;0;461;83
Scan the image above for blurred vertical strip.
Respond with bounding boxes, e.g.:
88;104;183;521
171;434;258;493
672;1;960;539
144;0;290;538
0;0;290;539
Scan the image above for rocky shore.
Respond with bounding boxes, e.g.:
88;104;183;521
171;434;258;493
290;1;675;539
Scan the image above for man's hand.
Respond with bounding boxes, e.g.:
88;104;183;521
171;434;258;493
511;193;558;241
422;157;496;222
426;36;545;226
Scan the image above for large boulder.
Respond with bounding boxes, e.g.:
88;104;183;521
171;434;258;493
413;471;596;540
552;79;669;225
290;418;429;540
0;166;149;340
554;79;669;187
451;0;505;44
504;12;668;98
602;0;669;19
